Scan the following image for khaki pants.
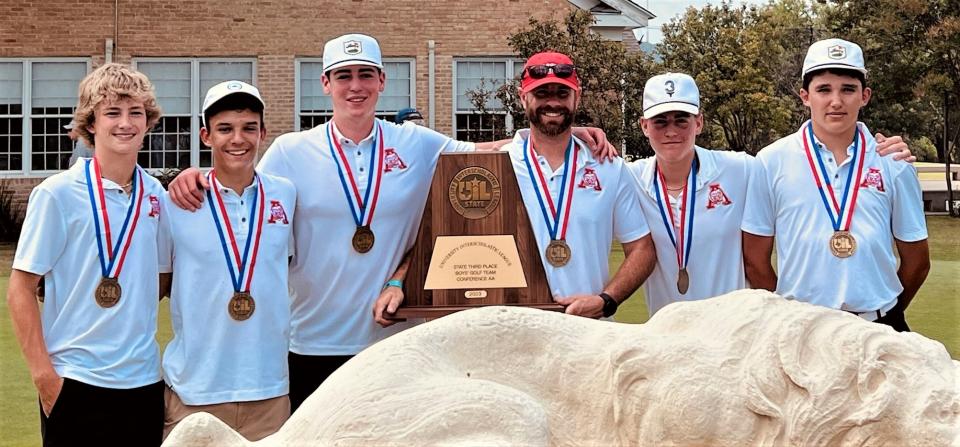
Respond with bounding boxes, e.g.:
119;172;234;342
163;385;290;441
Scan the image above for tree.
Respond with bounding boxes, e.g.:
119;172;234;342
468;10;659;158
658;2;803;155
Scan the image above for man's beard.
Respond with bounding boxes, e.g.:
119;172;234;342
527;105;574;136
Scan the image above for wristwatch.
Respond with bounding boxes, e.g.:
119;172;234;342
383;279;403;290
599;292;618;318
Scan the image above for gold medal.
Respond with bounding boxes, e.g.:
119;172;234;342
228;291;256;321
352;225;375;253
829;230;856;258
546;239;571;267
95;277;122;308
677;268;690;295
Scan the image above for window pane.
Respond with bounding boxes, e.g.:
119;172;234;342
299;62;331;113
31;62;86;110
139;62;191;115
0;62;23;112
142;116;191;169
199;61;253;101
0;117;23;170
456;61;506;111
380;61;411;113
30;116;74;170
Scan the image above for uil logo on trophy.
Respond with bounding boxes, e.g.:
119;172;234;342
448;166;501;219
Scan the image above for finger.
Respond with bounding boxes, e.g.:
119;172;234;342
387;294;404;314
554;296;573;306
199;173;210;190
874;132;886;143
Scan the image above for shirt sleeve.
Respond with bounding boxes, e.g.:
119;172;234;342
890;164;928;242
613;165;650;243
157;194;174;274
740;154;775;237
258;137;289;178
12;187;67;275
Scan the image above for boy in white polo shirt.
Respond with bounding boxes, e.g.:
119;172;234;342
742;38;930;331
8;63;166;446
158;81;295;439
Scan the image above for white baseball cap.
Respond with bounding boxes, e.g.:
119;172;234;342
802;38;867;79
323;33;384;73
642;72;700;119
201;80;265;127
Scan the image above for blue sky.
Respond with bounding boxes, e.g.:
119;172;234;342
639;0;769;43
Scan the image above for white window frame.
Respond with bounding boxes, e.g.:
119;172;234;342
0;57;91;178
294;57;416;131
451;57;524;139
132;57;257;170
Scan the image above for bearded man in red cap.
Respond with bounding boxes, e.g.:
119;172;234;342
502;51;656;319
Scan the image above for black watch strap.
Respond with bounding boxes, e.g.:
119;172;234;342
599;292;618;318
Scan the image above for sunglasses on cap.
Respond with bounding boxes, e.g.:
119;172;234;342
522;64;576;80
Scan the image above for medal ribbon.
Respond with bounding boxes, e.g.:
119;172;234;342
523;136;578;241
801;122;867;232
207;171;266;293
652;156;698;273
326;121;384;228
85;158;145;279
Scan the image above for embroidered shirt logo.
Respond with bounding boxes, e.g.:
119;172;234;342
860;167;885;192
577;167;602;191
268;200;289;224
705;183;732;209
383;148;408;172
148;195;161;217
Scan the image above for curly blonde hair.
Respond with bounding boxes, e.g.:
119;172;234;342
73;63;162;148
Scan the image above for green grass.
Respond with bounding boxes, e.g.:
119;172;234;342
1;216;957;445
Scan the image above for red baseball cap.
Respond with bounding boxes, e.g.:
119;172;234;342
519;51;580;93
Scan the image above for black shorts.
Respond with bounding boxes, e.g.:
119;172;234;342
39;378;163;447
287;352;352;413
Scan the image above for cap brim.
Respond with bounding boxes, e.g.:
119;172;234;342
520;77;580;93
802;63;868;79
323;60;383;74
643;102;699;119
202;91;266;126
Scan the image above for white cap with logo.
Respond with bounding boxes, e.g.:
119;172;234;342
323;33;384;73
802;38;867;79
642;72;700;119
201;80;265;127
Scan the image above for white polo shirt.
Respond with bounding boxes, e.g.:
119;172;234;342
258;119;470;355
158;172;296;405
626;147;752;315
506;130;650;299
13;159;164;389
742;121;927;311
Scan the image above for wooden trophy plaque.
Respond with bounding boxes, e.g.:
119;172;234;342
394;151;560;318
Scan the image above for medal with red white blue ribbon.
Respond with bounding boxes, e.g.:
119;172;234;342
327;121;384;253
652;155;699;294
523;136;578;267
206;170;265;321
85;158;145;308
801;122;866;258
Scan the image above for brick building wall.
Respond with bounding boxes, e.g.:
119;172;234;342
0;0;577;211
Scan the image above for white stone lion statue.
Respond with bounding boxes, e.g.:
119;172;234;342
163;289;960;446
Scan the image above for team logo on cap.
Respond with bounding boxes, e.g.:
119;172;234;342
226;81;243;91
268;200;289;224
827;44;846;60
577;168;602;191
665;80;676;97
705;183;732;209
860;167;885;192
383;148;408;172
148;195;161;217
344;40;362;55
